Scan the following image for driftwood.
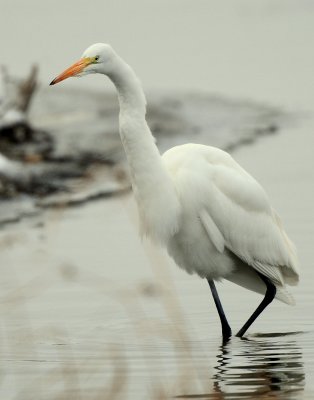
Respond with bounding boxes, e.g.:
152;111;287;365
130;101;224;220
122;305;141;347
0;67;127;202
0;66;55;199
0;66;53;161
0;68;288;224
1;65;38;115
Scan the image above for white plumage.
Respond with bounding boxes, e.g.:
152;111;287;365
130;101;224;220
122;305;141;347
163;144;298;303
50;43;299;339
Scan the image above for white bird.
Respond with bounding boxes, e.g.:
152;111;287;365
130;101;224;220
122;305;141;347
50;43;299;342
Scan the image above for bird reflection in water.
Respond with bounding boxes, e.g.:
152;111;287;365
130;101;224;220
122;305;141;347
211;332;305;399
177;332;305;399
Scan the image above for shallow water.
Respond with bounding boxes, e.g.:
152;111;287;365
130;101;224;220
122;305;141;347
0;173;313;400
1;103;314;400
1;1;314;396
195;332;309;399
0;120;313;399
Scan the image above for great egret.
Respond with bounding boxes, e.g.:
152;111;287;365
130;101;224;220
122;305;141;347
50;43;299;342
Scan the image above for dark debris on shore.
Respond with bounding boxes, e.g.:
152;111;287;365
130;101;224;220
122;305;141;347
0;67;290;225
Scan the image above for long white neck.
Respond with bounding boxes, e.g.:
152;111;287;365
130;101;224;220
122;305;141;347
108;57;180;242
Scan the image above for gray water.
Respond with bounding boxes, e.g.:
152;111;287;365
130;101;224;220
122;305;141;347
0;162;313;399
1;82;313;400
210;332;306;399
1;1;314;398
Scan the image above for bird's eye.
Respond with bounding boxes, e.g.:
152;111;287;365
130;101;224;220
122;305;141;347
95;55;99;61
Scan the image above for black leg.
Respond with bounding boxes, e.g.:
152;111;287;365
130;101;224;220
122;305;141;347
236;272;277;338
207;280;232;343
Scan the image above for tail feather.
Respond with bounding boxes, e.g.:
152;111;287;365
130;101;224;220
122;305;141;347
276;287;295;305
226;258;296;306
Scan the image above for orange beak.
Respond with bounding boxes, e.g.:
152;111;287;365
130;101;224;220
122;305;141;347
50;57;92;85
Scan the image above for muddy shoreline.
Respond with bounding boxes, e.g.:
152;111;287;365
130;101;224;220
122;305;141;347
1;87;289;226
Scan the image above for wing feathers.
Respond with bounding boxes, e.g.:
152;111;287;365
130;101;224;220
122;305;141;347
206;180;299;285
252;261;285;286
163;144;299;290
199;209;225;253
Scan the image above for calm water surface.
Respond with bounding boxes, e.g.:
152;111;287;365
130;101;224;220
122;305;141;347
1;1;314;398
0;195;313;399
1;122;314;399
184;331;310;399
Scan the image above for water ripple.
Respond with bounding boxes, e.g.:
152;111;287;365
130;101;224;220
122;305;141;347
176;332;306;399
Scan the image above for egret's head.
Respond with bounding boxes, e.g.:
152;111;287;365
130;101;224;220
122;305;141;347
50;43;116;85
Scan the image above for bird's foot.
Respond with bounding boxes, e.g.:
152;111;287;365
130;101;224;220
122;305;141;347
222;325;232;345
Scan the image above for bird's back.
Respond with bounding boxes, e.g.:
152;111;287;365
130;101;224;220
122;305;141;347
162;144;299;303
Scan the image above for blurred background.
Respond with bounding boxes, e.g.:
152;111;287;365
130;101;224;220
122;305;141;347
1;1;314;399
1;0;314;109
